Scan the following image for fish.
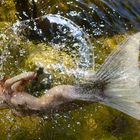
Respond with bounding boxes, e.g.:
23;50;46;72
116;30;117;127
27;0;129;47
1;32;140;120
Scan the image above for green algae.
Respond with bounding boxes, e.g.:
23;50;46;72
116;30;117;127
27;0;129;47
0;25;140;140
0;0;16;22
0;0;140;140
1;25;140;140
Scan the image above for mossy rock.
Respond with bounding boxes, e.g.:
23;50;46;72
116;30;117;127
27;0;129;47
0;0;16;22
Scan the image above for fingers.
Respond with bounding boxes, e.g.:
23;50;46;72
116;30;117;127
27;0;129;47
4;72;36;89
11;80;26;92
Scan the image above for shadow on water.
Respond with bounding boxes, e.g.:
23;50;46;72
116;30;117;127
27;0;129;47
14;0;140;36
1;0;140;140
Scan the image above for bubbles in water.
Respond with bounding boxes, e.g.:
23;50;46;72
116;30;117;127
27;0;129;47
1;0;140;139
11;14;94;81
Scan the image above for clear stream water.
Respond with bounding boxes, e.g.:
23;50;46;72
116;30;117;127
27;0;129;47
0;0;140;140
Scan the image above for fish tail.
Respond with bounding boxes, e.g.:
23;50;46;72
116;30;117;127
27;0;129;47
95;32;140;120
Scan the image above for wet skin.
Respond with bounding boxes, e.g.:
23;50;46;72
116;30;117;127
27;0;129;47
0;72;91;117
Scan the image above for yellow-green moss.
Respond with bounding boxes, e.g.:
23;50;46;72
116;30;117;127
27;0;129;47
0;7;140;139
0;0;16;22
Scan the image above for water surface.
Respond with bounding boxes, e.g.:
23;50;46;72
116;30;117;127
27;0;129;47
0;0;140;140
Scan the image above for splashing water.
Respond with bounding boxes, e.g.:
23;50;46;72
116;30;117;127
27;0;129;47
1;0;140;139
11;14;94;79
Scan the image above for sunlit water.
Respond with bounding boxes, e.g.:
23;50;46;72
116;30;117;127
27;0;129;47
1;0;140;139
12;14;94;73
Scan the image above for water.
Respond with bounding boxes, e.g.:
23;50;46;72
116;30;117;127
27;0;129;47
25;0;140;36
13;14;94;70
1;0;140;140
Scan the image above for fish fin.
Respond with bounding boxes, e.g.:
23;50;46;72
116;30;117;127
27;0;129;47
96;32;140;119
103;99;140;120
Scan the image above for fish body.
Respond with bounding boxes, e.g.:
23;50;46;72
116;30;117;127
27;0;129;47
0;32;140;120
